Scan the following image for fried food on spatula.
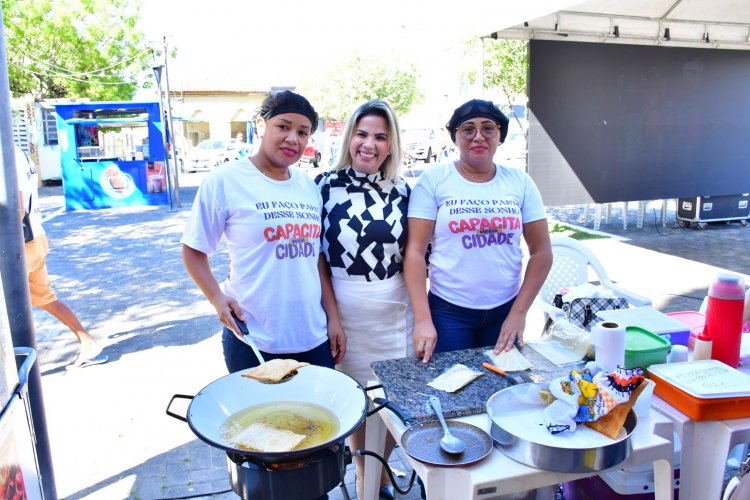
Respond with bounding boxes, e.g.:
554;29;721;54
242;359;309;383
585;382;646;439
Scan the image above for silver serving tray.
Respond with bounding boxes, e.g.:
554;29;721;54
486;383;636;473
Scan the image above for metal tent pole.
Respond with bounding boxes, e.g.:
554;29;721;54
162;36;181;208
0;7;58;499
152;63;175;211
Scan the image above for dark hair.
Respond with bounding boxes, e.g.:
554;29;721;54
445;99;509;143
254;90;319;133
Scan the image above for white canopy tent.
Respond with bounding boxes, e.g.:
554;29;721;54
485;0;750;50
471;0;750;206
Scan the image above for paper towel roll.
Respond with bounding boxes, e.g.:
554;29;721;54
590;321;625;372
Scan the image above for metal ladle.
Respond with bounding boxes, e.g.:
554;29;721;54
429;395;465;454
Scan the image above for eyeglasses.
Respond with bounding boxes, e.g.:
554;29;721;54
457;124;499;140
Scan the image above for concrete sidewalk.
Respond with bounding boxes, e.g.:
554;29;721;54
27;177;750;499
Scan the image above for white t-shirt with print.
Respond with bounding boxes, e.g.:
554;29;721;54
181;159;328;353
408;162;546;309
15;145;45;238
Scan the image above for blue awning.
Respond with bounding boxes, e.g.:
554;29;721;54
65;117;149;125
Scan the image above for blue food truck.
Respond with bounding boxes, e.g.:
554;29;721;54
55;101;170;210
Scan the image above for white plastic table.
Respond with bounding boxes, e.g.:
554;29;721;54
652;396;750;500
363;387;675;500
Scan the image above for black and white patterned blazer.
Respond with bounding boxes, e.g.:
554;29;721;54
316;167;410;281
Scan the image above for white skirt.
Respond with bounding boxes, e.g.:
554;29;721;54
332;274;415;386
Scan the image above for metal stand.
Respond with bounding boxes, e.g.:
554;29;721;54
152;36;181;211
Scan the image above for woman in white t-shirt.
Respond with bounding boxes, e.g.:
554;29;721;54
404;99;552;363
181;91;345;372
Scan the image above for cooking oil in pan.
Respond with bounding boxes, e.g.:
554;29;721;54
221;401;339;451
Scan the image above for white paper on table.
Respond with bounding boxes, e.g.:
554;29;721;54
527;339;588;366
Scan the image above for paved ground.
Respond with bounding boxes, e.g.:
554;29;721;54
22;170;750;499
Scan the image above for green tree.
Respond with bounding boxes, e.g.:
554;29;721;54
2;0;150;100
465;38;528;130
299;53;423;121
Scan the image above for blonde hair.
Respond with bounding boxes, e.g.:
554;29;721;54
333;100;403;182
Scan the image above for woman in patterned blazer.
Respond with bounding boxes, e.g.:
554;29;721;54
315;100;412;499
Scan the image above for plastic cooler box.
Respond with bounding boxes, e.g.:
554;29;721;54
665;311;705;348
563;438;681;499
597;307;691;346
648;359;750;421
562;468;681;499
624;327;671;374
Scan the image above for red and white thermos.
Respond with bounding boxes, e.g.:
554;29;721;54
706;273;746;368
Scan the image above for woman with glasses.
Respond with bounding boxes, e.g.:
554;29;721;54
404;99;552;363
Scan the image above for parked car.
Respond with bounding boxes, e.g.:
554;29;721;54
402;128;444;163
497;129;527;159
494;122;528;169
300;139;322;168
183;139;248;173
402;164;428;187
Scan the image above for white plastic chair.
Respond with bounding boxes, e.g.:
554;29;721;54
535;235;652;324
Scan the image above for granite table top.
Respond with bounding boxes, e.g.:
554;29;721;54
370;345;582;422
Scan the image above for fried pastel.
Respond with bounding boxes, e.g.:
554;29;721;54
539;389;557;405
232;422;306;452
585;381;646;439
242;359;309;383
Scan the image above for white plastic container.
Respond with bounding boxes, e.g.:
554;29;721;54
598;307;692;346
563;433;681;499
602;433;681;494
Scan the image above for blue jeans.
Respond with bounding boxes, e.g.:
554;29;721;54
428;292;516;353
221;327;334;373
